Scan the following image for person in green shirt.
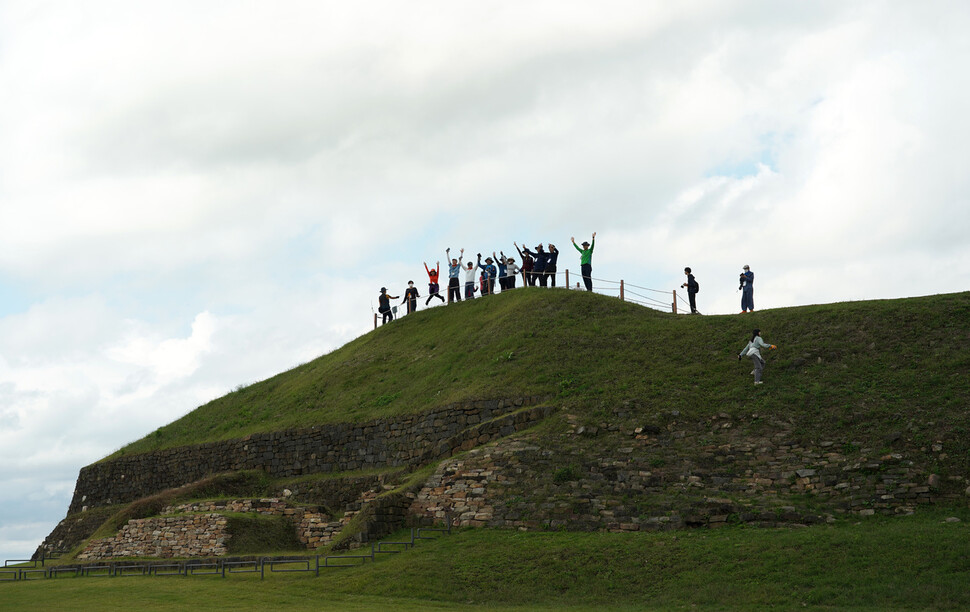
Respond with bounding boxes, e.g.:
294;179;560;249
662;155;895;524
571;232;596;291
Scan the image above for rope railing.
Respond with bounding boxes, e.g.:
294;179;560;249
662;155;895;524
373;267;688;328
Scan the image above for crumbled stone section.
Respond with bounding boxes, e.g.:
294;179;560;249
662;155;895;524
410;412;965;531
68;398;544;514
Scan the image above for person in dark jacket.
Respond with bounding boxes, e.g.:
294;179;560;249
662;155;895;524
493;251;508;291
521;244;549;286
514;242;535;286
545;244;559;287
681;267;699;314
378;287;399;324
402;281;420;314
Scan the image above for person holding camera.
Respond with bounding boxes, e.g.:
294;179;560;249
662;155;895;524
739;264;754;313
681;267;699;313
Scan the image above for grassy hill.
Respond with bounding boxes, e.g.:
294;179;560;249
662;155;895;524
114;288;970;469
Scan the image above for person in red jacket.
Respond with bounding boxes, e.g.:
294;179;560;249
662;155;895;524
424;261;445;305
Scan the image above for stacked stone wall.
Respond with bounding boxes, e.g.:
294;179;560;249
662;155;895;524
411;412;970;530
78;514;229;559
69;398;545;514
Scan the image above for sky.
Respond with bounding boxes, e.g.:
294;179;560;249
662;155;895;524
1;0;969;561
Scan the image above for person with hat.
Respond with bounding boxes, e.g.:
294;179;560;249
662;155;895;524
738;328;776;385
571;233;596;291
504;254;520;289
402;281;420;314
477;253;497;295
681;266;699;313
378;287;399;325
739;265;754;313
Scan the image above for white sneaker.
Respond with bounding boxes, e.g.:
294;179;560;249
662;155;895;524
750;370;755;375
754;381;763;385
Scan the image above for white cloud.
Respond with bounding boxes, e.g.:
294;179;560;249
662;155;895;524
2;0;970;561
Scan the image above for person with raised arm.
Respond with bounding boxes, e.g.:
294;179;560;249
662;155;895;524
545;243;560;287
504;254;520;289
493;251;508;291
521;243;549;286
424;261;445;305
514;242;535;286
446;247;464;303
463;261;478;300
571;232;596;292
477;253;497;295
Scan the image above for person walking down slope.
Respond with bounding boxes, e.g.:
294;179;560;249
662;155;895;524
402;281;420;314
738;328;776;385
425;261;446;305
739;265;754;313
681;266;699;314
378;287;399;325
571;232;596;292
446;247;464;303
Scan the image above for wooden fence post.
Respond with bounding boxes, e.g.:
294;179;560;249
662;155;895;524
620;280;625;301
374;313;378;330
565;269;569;288
672;290;677;314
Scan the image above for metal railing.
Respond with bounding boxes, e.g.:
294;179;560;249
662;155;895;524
1;514;452;583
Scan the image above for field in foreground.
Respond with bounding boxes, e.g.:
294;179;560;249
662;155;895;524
6;511;970;611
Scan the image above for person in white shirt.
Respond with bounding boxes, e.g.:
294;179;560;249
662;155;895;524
463;261;478;300
738;329;777;385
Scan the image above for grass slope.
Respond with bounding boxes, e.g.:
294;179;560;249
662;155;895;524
113;289;970;466
5;511;970;611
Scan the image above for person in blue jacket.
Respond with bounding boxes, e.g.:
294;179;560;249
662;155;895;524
739;265;754;313
477;253;497;295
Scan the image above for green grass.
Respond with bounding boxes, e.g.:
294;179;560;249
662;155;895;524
6;511;970;611
109;290;970;470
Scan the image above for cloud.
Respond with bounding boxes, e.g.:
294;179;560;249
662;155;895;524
2;0;970;561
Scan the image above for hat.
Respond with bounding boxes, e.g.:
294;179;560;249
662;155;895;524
581;241;590;247
380;287;387;292
743;265;750;270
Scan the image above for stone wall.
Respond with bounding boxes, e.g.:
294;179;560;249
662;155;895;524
77;498;351;559
69;398;546;515
410;412;970;530
78;514;229;559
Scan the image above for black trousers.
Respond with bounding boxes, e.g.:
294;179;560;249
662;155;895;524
448;277;461;303
536;269;548;287
546;266;556;287
381;309;393;324
688;291;697;313
581;264;592;291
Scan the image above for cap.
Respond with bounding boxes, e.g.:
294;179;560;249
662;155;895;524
743;265;750;270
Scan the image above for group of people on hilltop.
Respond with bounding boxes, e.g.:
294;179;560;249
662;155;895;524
378;240;776;385
377;234;597;324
